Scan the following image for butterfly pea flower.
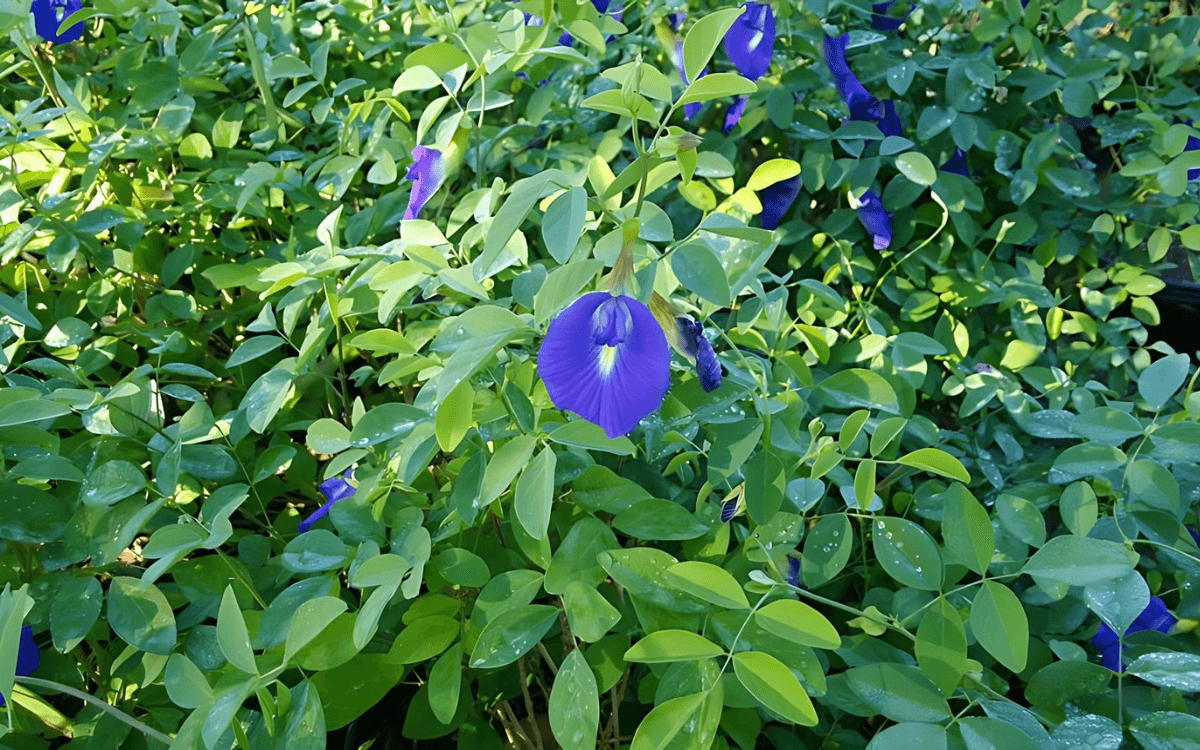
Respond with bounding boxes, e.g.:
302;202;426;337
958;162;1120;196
724;96;750;134
721;2;774;132
298;469;356;534
1190;526;1200;546
558;0;618;46
824;33;903;138
669;10;687;31
941;147;970;177
757;175;802;230
539;292;670;438
1186;121;1200;181
870;1;912;32
1091;596;1176;672
672;40;708;120
0;625;40;707
786;556;801;588
403;146;444;221
32;0;84;43
850;189;892;250
674;317;722;391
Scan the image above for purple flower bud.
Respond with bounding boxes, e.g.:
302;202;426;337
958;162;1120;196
721;497;740;522
673;40;708;121
675;317;722;392
723;2;775;82
759;175;802;230
32;0;84;44
941;147;970;177
824;33;903;138
403;146;444;222
539;293;670;438
0;626;40;707
669;10;687;31
298;469;356;534
854;189;892;250
786;556;801;588
1189;526;1200;547
724;95;750;134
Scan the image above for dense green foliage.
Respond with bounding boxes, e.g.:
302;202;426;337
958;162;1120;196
2;0;1200;747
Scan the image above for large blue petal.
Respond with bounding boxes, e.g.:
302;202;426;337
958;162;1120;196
723;2;775;82
856;189;892;250
1129;596;1176;635
1098;643;1120;672
877;99;902;138
404;146;444;221
32;0;83;43
759;175;802;230
871;1;912;31
538;292;670;438
16;625;39;677
824;34;878;123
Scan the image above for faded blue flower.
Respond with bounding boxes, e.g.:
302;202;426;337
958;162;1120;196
0;625;40;707
941;147;970;177
298;469;356;534
759;175;802;230
1092;596;1176;672
32;0;84;44
724;2;775;82
404;146;444;221
871;1;912;31
539;292;670;438
824;33;902;137
854;189;892;250
675;317;721;391
724;95;749;134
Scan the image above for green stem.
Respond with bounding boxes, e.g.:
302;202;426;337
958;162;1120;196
16;676;173;746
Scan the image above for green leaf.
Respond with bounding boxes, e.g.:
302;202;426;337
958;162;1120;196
1046;443;1127;484
1022;535;1138;587
957;717;1039;750
815;369;901;414
624;630;724;663
481;170;568;278
277;680;325;750
470;604;558;668
1025;660;1110;708
561;581;622;642
613;498;709;541
0;399;72;427
282;530;348;573
678;73;757;106
940;484;994;575
435;380;474;453
1138;353;1190;411
389;616;459;664
217;586;257;674
672;242;731;307
480;435;538;508
1060;481;1099;536
50;577;102;653
514;446;556;541
732;651;819;726
164;654;213;710
542;188;588;264
916;597;968;696
545;517;620;595
895;153;938;186
285;596;348;665
754;600;841;649
845;663;951;723
873;517;943;591
427;643;463;725
896;448;971;483
1126;653;1200;692
803;514;854;588
1130;711;1200;750
107;577;178;655
748;159;801;190
549;650;600;750
969;581;1028;673
855;459;877;510
630;693;706;750
682;8;745;83
707;419;764;483
867;723;948;750
664;562;749;610
546;419;637;455
225;335;286;368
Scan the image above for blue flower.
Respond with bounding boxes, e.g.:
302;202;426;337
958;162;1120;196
759;175;802;230
853;189;892;250
870;1;912;31
538;292;670;438
786;556;801;588
941;147;970;177
32;0;84;44
675;317;721;391
403;146;444;221
1186;121;1200;181
724;2;775;82
0;625;40;707
824;33;902;138
1092;596;1176;672
668;10;687;31
558;0;617;46
1190;525;1200;546
298;469;356;534
724;95;749;134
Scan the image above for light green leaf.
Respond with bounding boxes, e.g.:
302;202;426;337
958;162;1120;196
664;561;749;610
624;630;724;663
754;600;841;649
969;581;1028;673
732;651;819;726
549;650;600;750
896;448;971;483
682;8;745;83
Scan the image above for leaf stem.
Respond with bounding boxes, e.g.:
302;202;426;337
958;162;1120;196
16;676;173;746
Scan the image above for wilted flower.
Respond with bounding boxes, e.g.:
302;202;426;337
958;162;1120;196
539;292;670;438
724;2;775;82
674;317;722;391
32;0;84;43
403;146;444;221
0;625;40;707
941;147;970;177
824;33;902;138
1092;596;1176;672
852;189;892;250
759;175;802;230
870;1;912;31
298;469;356;534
